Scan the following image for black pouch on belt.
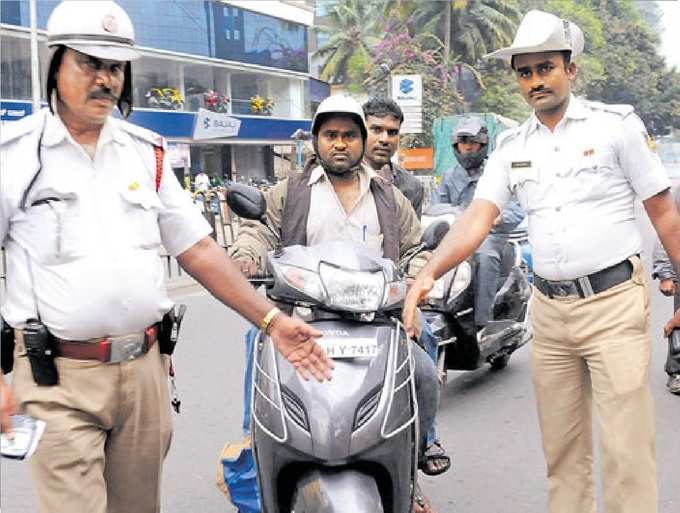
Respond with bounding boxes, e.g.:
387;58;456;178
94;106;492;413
158;304;187;356
1;317;15;374
669;328;680;362
23;318;58;386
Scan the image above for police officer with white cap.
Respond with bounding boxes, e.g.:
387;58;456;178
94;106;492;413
404;9;680;513
0;2;331;512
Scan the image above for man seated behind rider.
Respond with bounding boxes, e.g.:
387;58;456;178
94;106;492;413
229;94;440;511
432;118;525;331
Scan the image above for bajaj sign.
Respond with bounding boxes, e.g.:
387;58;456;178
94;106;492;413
391;75;422;134
193;108;241;140
391;75;422;107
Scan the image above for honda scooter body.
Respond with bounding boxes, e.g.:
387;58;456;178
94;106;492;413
250;242;419;513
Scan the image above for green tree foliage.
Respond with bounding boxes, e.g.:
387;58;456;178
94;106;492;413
583;0;680;133
409;0;521;63
313;0;382;84
363;28;470;147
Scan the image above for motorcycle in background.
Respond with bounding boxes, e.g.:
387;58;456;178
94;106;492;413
419;204;533;384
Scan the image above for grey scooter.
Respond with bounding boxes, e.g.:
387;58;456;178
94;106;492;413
227;184;425;513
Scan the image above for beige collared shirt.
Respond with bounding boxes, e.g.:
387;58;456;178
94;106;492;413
475;96;669;281
0;110;211;339
306;164;383;255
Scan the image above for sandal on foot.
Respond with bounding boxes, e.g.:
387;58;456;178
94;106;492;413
419;440;451;476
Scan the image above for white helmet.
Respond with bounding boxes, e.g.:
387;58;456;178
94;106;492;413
311;94;367;142
45;1;137;117
47;1;139;61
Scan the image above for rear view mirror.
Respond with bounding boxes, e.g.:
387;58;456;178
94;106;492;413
422;220;449;250
226;182;267;222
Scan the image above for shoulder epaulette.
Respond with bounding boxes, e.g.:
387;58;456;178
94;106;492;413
581;100;634;119
116;119;166;149
495;125;522;149
0;110;47;147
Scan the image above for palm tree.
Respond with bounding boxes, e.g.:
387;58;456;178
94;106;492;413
410;0;520;64
313;0;383;84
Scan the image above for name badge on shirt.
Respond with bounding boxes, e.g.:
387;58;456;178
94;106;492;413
511;161;532;169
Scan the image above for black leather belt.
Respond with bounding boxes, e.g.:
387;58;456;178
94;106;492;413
534;259;634;299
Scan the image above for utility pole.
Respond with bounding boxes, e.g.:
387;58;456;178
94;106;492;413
29;0;41;114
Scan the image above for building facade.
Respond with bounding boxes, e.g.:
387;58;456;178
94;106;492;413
0;0;330;183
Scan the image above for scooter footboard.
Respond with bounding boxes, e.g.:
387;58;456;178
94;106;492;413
292;469;384;513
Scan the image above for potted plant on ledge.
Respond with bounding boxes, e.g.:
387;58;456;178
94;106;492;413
249;95;274;116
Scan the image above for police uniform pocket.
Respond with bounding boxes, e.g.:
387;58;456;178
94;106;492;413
120;188;162;250
572;151;616;201
508;164;541;212
25;196;88;264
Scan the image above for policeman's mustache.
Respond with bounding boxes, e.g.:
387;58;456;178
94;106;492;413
88;88;119;102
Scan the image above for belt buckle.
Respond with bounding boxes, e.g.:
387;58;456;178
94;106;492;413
108;333;145;363
550;280;578;298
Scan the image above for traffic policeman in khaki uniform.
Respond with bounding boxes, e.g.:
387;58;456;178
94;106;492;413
403;10;680;513
0;3;331;513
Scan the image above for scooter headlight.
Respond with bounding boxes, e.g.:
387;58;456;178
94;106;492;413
319;263;386;312
428;269;455;300
278;264;324;301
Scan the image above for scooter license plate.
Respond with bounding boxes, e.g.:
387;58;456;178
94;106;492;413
320;338;378;359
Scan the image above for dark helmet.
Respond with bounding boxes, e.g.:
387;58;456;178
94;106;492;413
451;117;489;170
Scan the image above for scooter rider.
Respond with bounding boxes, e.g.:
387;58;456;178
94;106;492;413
431;118;525;331
231;94;440;512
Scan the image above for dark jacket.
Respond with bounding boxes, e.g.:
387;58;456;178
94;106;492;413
380;162;424;219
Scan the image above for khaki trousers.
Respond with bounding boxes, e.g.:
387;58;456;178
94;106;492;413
12;338;173;513
530;257;657;513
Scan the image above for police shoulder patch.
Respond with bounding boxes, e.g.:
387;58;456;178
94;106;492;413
582;99;634;119
0;110;48;147
116;119;166;149
495;125;522;149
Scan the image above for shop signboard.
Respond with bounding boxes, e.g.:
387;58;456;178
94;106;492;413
391;75;422;134
167;143;191;168
398;147;433;170
193;108;241;140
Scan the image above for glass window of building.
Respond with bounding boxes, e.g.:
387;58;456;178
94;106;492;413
1;34;31;100
133;56;184;110
231;72;267;115
184;65;230;113
210;3;309;73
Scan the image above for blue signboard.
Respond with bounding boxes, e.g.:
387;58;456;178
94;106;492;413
1;100;33;121
1;100;310;142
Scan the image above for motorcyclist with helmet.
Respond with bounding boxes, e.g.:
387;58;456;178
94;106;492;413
431;118;525;332
229;94;440;512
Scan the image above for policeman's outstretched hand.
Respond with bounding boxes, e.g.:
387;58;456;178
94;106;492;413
663;307;680;337
269;315;334;382
403;271;436;339
0;379;17;437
